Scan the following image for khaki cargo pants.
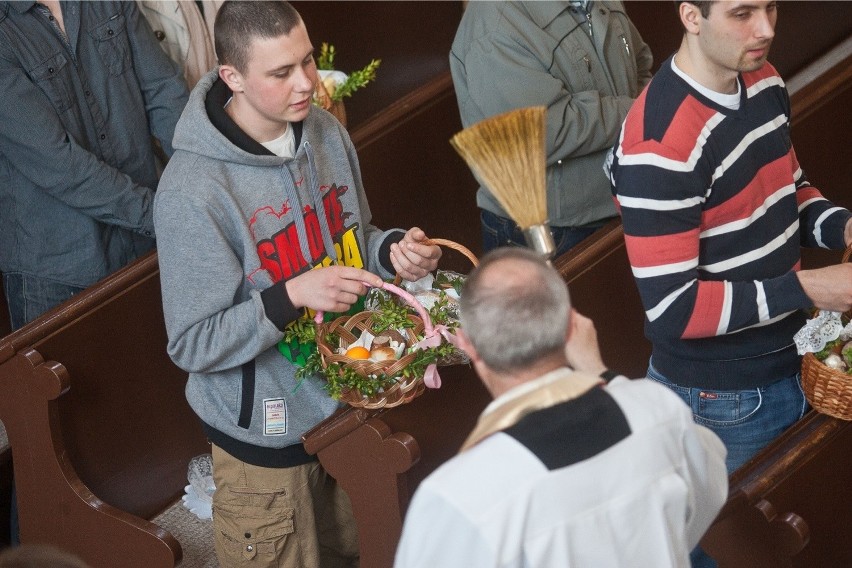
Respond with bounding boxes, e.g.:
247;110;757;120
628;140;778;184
211;444;359;568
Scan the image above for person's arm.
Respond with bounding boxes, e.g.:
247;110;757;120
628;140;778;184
0;44;155;236
457;30;634;166
790;147;852;251
784;144;852;311
125;1;189;157
155;182;383;374
565;309;608;376
156;189;283;373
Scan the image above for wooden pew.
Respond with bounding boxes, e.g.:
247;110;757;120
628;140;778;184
701;412;852;567
293;1;464;131
0;253;210;566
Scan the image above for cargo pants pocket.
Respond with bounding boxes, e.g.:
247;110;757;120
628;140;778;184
213;485;298;565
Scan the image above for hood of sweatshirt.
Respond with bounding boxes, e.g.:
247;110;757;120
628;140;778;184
170;69;361;268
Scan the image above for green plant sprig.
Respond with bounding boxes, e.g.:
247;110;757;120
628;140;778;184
369;293;415;334
331;59;381;101
282;317;316;344
317;42;336;71
434;272;465;296
316;42;380;101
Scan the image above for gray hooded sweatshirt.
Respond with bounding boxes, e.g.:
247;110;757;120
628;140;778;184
155;70;401;466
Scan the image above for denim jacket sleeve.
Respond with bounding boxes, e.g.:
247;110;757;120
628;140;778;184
126;1;189;157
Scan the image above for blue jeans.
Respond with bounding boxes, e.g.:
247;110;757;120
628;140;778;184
648;361;807;568
647;361;807;474
480;210;611;259
3;272;85;331
2;273;84;545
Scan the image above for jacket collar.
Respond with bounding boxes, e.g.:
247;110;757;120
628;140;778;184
524;1;574;29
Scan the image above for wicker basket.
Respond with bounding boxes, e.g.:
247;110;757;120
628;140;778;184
800;245;852;420
315;309;427;409
315;238;478;410
314;79;347;128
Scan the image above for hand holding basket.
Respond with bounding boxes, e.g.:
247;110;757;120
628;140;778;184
800;245;852;419
312;238;478;410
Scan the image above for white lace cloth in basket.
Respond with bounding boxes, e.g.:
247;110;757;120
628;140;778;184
794;310;852;355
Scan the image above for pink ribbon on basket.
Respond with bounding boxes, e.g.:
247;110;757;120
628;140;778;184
313;281;463;389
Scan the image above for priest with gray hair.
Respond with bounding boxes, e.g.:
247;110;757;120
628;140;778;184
395;246;728;568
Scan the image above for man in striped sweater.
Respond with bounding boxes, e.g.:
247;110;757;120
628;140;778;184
608;0;852;476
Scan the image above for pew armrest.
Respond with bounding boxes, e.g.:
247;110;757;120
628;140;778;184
0;347;182;567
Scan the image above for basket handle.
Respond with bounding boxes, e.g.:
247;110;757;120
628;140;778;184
312;279;434;330
392;238;479;287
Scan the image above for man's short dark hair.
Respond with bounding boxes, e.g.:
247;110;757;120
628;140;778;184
214;1;302;73
675;0;713;19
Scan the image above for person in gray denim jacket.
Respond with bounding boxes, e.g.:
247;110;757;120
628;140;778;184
0;0;188;330
450;1;652;257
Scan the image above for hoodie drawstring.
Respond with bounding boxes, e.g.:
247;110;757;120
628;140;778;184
304;142;338;264
279;142;338;266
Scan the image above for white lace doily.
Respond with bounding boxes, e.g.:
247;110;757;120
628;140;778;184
794;310;852;355
182;454;215;520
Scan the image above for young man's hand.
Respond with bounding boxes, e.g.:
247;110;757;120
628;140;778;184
797;263;852;313
285;266;383;313
390;227;442;282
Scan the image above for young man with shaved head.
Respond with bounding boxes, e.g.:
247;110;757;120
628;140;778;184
154;2;440;566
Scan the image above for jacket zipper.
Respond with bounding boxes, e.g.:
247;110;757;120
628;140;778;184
620;34;631;57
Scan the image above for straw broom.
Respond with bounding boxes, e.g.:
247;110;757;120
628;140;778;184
450;106;555;259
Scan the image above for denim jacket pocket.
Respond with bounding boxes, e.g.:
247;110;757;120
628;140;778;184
89;12;130;76
28;53;73;113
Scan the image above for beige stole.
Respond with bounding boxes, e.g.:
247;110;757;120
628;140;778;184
460;368;604;452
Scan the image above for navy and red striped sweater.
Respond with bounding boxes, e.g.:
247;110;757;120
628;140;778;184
608;57;851;390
